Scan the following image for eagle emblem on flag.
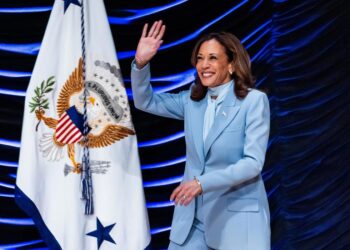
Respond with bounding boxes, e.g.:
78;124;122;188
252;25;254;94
32;58;135;173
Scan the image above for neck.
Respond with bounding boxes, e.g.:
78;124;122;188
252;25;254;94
208;80;233;97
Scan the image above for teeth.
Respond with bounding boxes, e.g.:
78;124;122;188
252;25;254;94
202;72;213;77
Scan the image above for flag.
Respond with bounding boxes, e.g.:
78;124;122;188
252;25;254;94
15;0;151;249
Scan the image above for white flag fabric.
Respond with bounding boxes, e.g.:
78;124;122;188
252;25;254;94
15;0;150;249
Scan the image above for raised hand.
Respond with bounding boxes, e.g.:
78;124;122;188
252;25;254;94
135;20;166;69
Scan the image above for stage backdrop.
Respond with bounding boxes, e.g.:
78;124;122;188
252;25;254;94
0;0;349;249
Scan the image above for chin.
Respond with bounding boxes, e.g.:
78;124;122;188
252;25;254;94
200;80;221;88
199;76;232;88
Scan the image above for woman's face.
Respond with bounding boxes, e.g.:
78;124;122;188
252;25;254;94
195;39;234;88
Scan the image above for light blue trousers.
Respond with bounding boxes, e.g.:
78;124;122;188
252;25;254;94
168;225;214;250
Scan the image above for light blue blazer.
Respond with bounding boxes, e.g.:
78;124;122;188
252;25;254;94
131;63;271;250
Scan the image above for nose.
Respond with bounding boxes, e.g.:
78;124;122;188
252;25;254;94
200;58;210;69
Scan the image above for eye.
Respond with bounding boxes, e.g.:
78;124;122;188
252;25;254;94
196;55;203;61
209;55;217;60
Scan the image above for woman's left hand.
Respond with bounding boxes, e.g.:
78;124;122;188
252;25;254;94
170;180;202;206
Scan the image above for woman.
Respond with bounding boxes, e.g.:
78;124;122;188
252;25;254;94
131;20;270;250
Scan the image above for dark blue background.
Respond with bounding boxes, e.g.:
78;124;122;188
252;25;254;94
0;0;349;249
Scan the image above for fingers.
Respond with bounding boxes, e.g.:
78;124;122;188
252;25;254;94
175;191;186;206
156;24;166;40
147;20;165;38
152;20;163;38
170;185;186;206
185;192;198;206
177;190;196;206
170;181;200;206
148;21;158;37
170;185;181;201
141;23;148;38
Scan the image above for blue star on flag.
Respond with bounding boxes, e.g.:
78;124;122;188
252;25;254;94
87;218;116;249
63;0;81;13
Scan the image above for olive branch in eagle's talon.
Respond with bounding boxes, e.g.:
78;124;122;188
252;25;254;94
28;76;55;131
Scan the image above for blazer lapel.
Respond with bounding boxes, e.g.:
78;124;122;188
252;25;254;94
204;89;240;157
189;97;207;167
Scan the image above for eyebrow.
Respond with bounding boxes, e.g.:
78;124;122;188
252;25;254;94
197;53;219;56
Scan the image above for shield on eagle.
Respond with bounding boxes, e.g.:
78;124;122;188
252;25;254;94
55;106;87;144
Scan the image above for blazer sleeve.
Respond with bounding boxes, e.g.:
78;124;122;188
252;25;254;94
130;62;187;120
197;91;270;193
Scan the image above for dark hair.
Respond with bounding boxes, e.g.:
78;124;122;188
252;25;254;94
190;32;255;101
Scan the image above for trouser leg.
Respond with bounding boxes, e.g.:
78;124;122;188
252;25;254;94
168;226;211;250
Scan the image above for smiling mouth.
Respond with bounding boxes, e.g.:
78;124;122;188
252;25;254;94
201;72;214;78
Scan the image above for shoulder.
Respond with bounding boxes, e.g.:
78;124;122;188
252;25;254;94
247;88;267;100
239;89;269;112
